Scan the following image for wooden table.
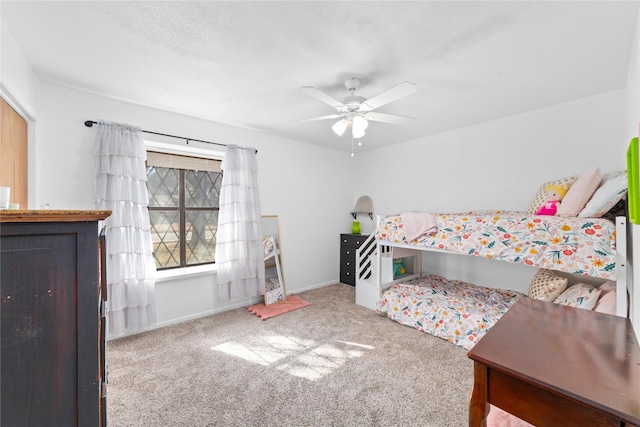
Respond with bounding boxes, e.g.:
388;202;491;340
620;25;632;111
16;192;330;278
468;298;640;427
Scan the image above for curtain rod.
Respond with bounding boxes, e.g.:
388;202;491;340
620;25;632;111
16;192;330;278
84;120;257;153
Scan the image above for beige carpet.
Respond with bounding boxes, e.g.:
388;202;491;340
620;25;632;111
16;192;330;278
107;283;473;426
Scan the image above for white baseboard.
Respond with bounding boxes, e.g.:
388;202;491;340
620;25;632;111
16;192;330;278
288;279;338;295
107;281;339;341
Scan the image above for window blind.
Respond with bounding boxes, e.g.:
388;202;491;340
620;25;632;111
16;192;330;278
146;151;222;172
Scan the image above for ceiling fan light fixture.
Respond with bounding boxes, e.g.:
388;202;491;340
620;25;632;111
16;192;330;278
352;115;368;139
352;127;366;139
299;78;417;153
332;118;349;136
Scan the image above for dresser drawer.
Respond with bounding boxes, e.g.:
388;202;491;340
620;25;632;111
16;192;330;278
340;268;355;285
341;245;357;259
340;256;355;270
341;234;367;248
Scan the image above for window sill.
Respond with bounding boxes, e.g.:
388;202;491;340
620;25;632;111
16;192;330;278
155;264;217;282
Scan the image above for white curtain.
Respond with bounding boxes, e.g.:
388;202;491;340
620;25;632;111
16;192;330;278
94;121;157;338
215;144;264;302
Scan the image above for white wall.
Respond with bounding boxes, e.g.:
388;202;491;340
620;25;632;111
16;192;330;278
0;19;40;116
626;6;640;139
354;89;627;293
31;82;356;329
1;19;41;209
2;17;359;333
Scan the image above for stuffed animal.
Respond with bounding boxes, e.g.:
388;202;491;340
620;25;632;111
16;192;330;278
535;184;568;216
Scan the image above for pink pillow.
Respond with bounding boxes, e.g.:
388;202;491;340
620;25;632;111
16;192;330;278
487;405;534;427
598;280;616;295
557;167;602;216
594;291;617;315
594;281;617;315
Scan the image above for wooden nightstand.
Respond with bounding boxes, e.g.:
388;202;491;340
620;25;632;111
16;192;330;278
468;298;640;426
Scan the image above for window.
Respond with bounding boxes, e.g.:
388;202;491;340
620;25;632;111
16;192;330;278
146;151;222;270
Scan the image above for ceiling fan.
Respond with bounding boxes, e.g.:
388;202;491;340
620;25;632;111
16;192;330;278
298;78;418;140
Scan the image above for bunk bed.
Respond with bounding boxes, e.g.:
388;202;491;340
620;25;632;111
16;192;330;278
355;154;637;351
371;211;627;350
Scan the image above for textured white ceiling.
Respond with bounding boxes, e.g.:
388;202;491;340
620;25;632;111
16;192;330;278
1;1;638;152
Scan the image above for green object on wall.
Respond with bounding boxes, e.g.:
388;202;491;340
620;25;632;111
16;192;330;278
627;137;639;224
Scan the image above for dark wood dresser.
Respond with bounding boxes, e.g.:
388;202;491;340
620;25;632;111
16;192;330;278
0;210;111;426
468;297;640;427
340;233;367;286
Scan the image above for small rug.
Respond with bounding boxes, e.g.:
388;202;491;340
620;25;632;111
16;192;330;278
247;294;311;320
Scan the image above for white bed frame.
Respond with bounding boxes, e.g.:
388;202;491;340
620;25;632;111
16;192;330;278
355;215;638;335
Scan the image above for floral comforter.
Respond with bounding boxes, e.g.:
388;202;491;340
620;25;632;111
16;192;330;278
376;275;522;350
377;211;617;280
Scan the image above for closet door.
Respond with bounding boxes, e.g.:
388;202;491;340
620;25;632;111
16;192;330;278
0;96;28;208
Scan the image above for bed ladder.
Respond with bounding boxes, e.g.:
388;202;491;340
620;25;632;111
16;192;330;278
355;232;376;285
355;232;382;309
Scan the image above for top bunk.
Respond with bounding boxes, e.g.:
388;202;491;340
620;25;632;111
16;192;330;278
366;148;637;324
377;210;619;280
376;160;630;282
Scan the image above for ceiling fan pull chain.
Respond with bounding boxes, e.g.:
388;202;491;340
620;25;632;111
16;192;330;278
351;135;355;157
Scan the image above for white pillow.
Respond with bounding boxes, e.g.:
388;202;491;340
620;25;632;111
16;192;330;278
553;283;601;310
578;172;627;217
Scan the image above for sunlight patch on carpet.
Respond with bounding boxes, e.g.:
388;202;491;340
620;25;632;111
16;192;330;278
211;335;374;381
335;340;374;349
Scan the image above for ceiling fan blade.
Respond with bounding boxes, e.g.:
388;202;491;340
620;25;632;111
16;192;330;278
363;112;416;125
360;81;417;111
299;86;346;109
291;114;343;123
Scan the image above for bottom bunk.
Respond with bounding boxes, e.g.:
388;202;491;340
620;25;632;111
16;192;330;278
376;274;522;351
376;272;618;351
